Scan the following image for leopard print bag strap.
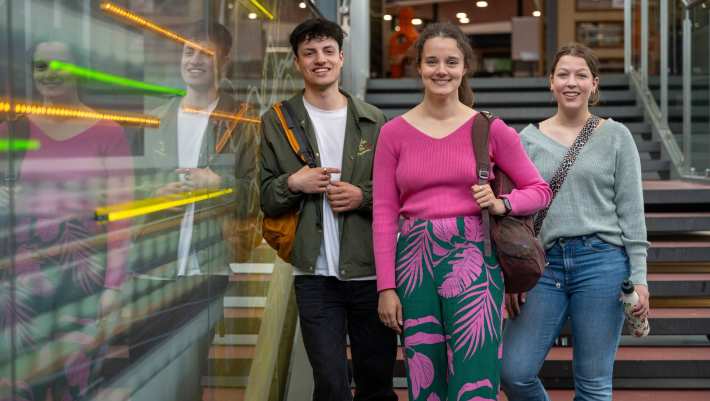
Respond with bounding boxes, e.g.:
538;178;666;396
533;115;601;235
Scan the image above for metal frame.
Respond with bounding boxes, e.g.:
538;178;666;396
641;0;649;85
660;0;668;122
682;6;692;171
624;0;632;73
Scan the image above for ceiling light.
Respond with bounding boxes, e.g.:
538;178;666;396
248;12;257;19
476;1;488;7
298;2;307;9
395;25;400;32
459;17;470;24
532;10;542;17
411;18;422;26
456;12;467;19
383;14;392;21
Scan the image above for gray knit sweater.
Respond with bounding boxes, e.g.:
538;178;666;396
520;119;650;286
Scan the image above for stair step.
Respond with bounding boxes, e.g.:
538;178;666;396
382;106;643;121
648;237;710;263
225;281;270;297
643;180;710;204
366;90;636;107
367;75;630;92
648;273;710;297
202;387;244;401
230;263;274;274
647;212;710;233
207;345;253;377
558;308;710;335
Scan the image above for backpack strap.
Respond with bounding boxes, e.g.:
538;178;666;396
472;111;496;257
273;101;317;168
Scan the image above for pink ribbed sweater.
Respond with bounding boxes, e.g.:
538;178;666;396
372;115;552;291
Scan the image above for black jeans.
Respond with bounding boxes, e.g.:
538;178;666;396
294;276;398;401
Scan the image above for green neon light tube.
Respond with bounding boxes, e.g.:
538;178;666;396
49;60;186;97
0;139;40;152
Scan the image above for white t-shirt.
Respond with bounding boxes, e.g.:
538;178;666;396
176;99;219;276
302;98;346;278
299;98;375;281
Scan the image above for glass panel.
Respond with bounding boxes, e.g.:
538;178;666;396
649;0;662;109
689;0;710;175
0;1;315;401
632;0;643;72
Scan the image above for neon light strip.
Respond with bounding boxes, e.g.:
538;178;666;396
182;107;261;124
250;0;275;20
0;101;160;127
49;60;186;97
0;139;40;152
100;2;216;56
95;188;233;222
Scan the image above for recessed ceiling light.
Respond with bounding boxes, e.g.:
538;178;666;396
248;12;257;19
411;18;422;26
476;1;488;7
532;10;542;17
298;2;307;9
456;12;467;19
384;14;392;21
460;17;470;24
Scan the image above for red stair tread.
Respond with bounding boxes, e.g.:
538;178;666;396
643;180;710;190
223;307;264;318
651;241;710;248
229;273;272;282
547;347;710;361
389;390;710;401
202;388;245;401
646;212;710;218
648;273;710;281
208;345;255;359
649;308;710;318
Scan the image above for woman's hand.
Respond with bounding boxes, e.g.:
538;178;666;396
378;289;403;334
471;184;506;216
505;292;527;319
632;284;650;318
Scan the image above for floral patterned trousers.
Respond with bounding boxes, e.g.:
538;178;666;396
396;216;504;401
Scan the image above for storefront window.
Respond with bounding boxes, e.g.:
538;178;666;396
0;1;314;401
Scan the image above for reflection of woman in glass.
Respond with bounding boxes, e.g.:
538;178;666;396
0;41;133;401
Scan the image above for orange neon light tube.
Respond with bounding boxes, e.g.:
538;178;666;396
100;2;216;57
181;107;261;125
0;100;160;127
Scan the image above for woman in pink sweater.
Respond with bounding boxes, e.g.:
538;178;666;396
373;23;551;401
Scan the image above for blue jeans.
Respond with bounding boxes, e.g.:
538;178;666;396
501;235;629;401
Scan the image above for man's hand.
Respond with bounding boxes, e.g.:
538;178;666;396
378;289;403;334
326;181;363;213
505;292;527;319
176;167;221;189
155;182;186;197
288;166;340;194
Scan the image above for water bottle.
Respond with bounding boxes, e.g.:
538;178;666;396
621;280;650;337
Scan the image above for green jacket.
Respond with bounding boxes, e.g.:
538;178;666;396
260;90;386;278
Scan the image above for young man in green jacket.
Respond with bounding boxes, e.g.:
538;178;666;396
260;19;397;401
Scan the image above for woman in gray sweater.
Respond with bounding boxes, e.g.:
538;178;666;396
500;43;650;401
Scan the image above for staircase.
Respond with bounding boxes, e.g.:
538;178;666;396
365;75;710;400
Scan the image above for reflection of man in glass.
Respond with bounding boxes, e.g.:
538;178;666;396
0;40;133;401
130;22;258;401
